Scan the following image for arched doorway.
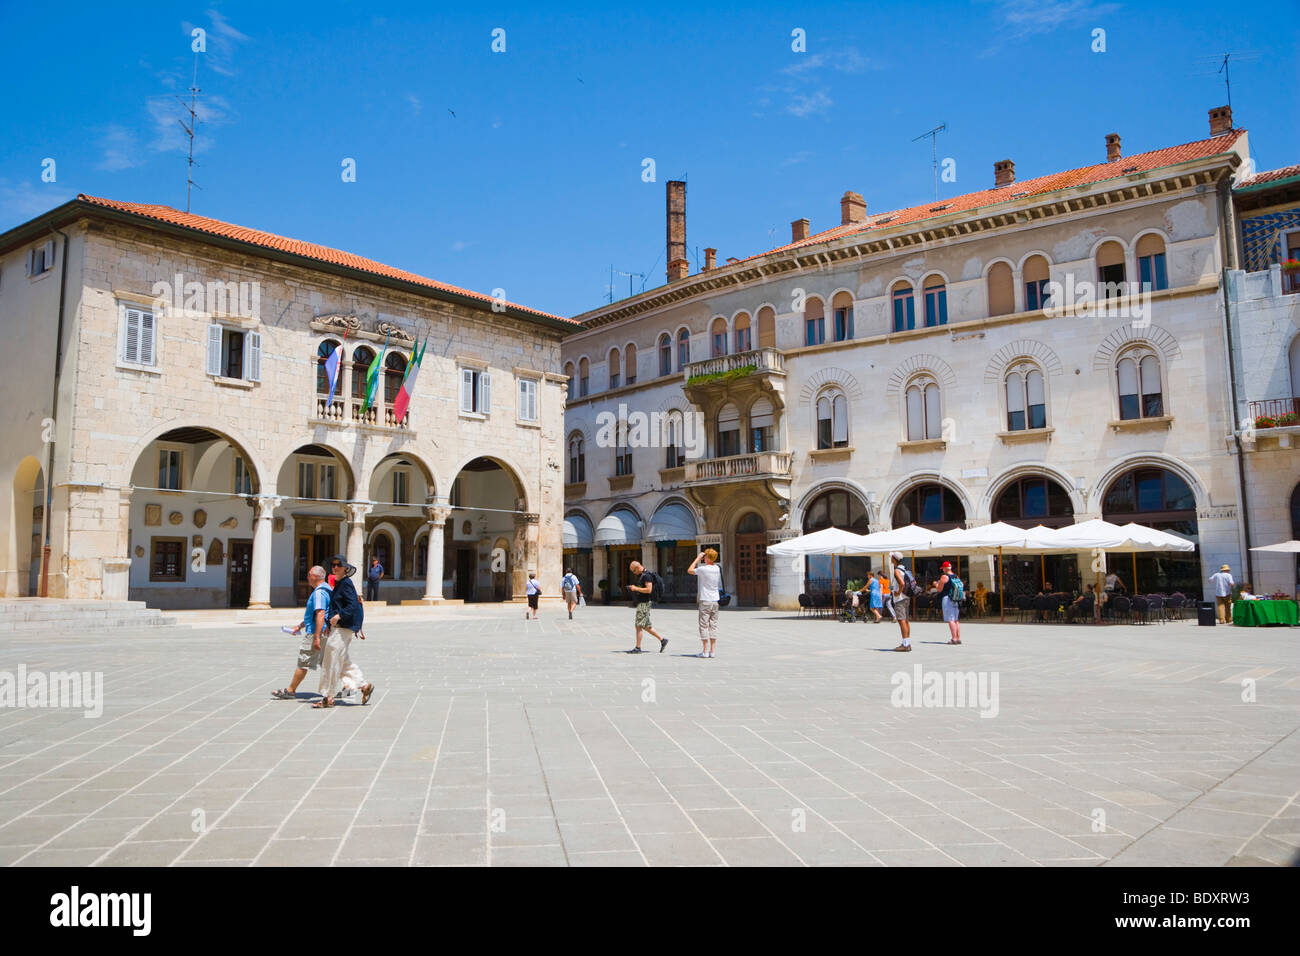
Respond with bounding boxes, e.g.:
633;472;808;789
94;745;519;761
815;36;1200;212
734;510;769;607
449;457;529;602
803;488;871;599
279;443;353;604
646;501;699;603
993;475;1078;598
127;427;264;608
892;482;966;584
1102;466;1199;594
10;457;45;596
366;453;435;603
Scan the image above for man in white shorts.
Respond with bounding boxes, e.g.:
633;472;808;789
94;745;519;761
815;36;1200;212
687;548;723;657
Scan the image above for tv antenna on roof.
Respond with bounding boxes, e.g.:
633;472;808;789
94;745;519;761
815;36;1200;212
913;122;947;201
1192;52;1260;114
177;54;202;212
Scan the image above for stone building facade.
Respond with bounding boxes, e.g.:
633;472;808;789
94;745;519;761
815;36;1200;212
563;109;1278;608
0;196;574;607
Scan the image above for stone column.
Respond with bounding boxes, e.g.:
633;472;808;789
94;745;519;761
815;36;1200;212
512;512;540;598
592;546;607;601
421;505;451;603
248;495;280;609
345;502;372;576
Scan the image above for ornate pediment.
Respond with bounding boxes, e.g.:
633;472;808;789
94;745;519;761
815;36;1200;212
375;320;416;344
315;312;363;333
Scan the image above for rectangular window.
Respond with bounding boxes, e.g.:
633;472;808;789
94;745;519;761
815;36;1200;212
224;330;245;379
320;464;336;500
1025;279;1049;311
460;368;492;414
833;307;853;341
751;426;772;453
297;461;316;499
892;293;915;331
26;241;54;277
158;449;182;490
659;345;672;377
518;378;538;421
1098;263;1125;295
579;375;588;397
804;317;825;346
393;470;409;504
717;428;741;458
609;371;620;389
1137;254;1168;292
233;456;252;496
924;287;947;326
735;327;752;352
615;450;633;476
150;538;186;582
121;305;157;366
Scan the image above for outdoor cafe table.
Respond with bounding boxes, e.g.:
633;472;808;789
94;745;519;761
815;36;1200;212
1233;600;1299;627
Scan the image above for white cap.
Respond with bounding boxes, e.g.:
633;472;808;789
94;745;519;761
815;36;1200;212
890;551;904;561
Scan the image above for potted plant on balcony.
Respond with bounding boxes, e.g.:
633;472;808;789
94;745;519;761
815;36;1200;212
1281;259;1300;273
1255;412;1300;429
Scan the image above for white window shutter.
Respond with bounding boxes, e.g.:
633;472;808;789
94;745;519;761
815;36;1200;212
480;371;491;414
123;308;140;363
206;325;223;375
924;384;942;439
43;240;54;271
246;331;262;381
139;310;155;365
832;395;848;443
518;379;527;418
460;369;474;412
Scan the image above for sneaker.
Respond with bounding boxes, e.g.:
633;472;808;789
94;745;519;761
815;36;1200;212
707;651;715;658
568;610;573;620
695;652;708;658
659;638;669;653
628;647;643;654
893;644;912;652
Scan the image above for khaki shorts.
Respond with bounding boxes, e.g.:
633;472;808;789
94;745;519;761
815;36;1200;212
297;631;323;669
635;602;653;629
892;595;910;622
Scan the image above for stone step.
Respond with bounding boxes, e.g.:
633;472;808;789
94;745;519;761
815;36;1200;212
0;616;178;633
0;599;177;631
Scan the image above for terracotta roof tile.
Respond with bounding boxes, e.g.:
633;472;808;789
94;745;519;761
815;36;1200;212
735;131;1247;264
75;194;573;324
1236;163;1300;189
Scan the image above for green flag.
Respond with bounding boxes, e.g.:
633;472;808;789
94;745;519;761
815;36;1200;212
362;333;389;413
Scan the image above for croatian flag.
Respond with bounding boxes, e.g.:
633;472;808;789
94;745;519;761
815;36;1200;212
323;338;344;408
392;338;426;425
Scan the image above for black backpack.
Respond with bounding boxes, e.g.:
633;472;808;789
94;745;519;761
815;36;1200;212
899;567;922;599
646;571;665;604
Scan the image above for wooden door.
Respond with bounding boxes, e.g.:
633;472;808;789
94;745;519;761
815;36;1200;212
735;532;769;606
228;539;252;608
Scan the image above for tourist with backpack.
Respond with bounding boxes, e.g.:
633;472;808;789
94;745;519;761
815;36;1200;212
890;551;919;652
626;560;668;654
937;561;963;645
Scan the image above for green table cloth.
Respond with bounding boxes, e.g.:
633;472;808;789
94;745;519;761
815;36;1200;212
1233;600;1299;627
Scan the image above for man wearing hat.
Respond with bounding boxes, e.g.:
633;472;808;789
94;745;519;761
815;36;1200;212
316;554;375;708
1209;563;1235;624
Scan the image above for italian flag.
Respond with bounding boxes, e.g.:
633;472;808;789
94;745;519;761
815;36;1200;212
392;338;426;424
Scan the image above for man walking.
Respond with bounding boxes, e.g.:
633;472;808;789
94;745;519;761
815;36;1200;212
687;548;722;657
525;571;541;620
627;560;667;654
1210;563;1235;624
937;560;962;645
561;567;582;620
366;556;384;603
890;551;914;652
317;554;375;708
272;565;331;700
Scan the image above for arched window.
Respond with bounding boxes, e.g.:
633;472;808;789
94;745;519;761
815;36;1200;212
1024;255;1051;310
832;291;854;341
1005;363;1046;430
804;489;870;533
1136;234;1168;291
578;357;589;397
624;344;637;385
994;476;1074;527
905;377;942;441
607;348;621;390
677;328;690;368
564;360;575;384
815;389;848;449
658;334;672;377
614;423;632;476
384;351;407;405
804;296;825;346
892;483;964;530
710;317;728;357
1102;466;1199;593
663;411;686;467
891;281;915;331
757;306;776;349
351;347;375;402
1097;240;1126;296
1117;350;1163;420
568;434;585;483
734;312;752;352
987;262;1014;317
750;397;776;453
717;403;741;457
923;275;947;327
737;511;765;533
317;339;340;395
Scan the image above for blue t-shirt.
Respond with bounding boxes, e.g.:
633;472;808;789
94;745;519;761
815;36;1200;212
368;563;384;581
303;583;332;634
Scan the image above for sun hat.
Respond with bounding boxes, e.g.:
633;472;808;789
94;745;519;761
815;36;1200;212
330;553;357;577
1219;564;1230;572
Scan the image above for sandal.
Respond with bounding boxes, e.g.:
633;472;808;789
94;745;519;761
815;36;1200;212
271;688;295;699
361;683;375;705
947;639;962;645
312;697;334;708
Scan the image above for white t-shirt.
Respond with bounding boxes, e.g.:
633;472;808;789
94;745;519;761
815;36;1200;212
695;563;722;603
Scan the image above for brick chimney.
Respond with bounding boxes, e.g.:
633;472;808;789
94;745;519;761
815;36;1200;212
1209;105;1233;137
1106;133;1121;163
666;180;688;282
840;191;866;225
703;248;717;271
791;218;810;242
994;159;1015;187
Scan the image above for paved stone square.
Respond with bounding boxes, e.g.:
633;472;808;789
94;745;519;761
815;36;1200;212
0;604;1297;866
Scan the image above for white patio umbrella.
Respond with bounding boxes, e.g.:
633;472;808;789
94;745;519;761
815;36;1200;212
767;527;872;610
851;524;942;553
1249;540;1300;552
927;522;1043;621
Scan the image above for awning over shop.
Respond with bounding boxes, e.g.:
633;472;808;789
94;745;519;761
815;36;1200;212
562;513;594;550
594;509;641;546
644;503;697;543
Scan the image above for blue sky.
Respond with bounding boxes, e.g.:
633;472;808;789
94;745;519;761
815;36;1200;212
1;1;1296;317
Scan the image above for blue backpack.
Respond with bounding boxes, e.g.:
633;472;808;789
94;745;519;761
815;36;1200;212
950;575;965;603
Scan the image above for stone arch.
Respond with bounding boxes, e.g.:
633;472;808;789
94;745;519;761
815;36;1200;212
273;441;357;501
1089;454;1210;514
886;354;956;395
790;477;878;530
1092;324;1182;372
984;339;1064;382
1017;249;1053;271
367;521;402;579
120;421;269;494
881;471;973;529
448;453;531;512
798;367;864;405
981;462;1085;523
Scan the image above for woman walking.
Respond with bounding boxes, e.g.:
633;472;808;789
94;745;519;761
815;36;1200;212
937;561;962;645
867;572;883;623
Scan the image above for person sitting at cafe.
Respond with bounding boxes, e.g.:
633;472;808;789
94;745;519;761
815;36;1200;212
972;581;988;616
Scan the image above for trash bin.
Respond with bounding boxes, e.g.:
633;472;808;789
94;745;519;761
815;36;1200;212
1197;601;1217;626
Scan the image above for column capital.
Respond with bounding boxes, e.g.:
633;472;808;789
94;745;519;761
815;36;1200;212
513;512;541;527
346;501;373;524
425;505;452;525
253;495;282;519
